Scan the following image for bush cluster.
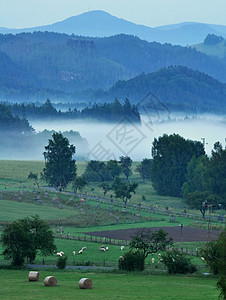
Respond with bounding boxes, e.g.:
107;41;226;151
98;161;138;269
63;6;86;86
162;249;197;274
56;256;68;270
118;250;144;272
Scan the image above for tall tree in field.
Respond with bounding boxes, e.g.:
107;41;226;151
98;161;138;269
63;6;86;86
112;177;138;207
130;228;173;260
106;160;122;180
136;158;152;181
119;156;133;180
43;132;76;189
151;134;204;197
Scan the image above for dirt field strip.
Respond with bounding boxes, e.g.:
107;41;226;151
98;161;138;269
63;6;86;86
85;226;221;242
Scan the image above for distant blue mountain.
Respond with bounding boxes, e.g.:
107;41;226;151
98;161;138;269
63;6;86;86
1;10;226;45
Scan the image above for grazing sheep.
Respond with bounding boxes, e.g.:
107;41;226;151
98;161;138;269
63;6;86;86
106;247;109;251
158;253;161;257
78;249;83;254
100;248;106;252
152;258;155;263
60;251;65;256
120;246;124;251
201;257;205;261
72;251;76;255
57;252;62;256
82;247;87;251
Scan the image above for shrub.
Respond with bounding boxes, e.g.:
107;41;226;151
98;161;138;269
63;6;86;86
162;249;197;274
201;241;220;275
56;256;67;270
118;250;144;272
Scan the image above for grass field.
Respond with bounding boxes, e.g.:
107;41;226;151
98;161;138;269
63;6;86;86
0;160;189;210
0;199;77;222
0;269;219;300
0;235;207;269
0;159;223;299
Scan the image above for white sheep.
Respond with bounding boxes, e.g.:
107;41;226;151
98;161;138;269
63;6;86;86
100;248;106;252
60;251;65;255
152;258;155;263
82;247;87;251
78;249;83;254
57;252;62;256
72;251;76;255
120;246;125;251
106;247;109;251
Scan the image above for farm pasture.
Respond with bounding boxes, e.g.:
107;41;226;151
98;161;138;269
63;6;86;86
0;269;219;300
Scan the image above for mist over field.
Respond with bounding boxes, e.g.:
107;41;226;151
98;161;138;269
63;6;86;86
30;114;226;161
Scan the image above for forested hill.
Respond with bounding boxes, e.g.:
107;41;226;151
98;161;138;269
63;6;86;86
107;66;226;113
94;34;226;81
1;32;226;104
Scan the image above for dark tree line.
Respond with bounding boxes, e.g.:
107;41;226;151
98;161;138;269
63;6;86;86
0;103;88;159
0;103;33;134
7;98;140;123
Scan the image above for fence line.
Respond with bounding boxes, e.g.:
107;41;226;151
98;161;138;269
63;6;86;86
54;233;128;246
74;192;226;224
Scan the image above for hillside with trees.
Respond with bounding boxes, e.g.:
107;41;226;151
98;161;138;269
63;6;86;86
0;32;226;107
107;66;226;113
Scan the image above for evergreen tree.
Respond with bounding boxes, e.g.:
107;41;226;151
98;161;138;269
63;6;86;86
43;132;76;189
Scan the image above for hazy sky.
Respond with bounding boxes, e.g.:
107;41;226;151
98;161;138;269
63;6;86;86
1;0;226;29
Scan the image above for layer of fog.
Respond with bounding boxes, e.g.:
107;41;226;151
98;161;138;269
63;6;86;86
30;114;226;161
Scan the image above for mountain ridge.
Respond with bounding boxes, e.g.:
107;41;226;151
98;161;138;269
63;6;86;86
1;10;226;45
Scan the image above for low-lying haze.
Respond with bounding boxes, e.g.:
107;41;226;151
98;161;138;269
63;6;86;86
30;116;226;161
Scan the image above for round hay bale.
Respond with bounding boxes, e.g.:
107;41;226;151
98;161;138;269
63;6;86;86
28;271;40;281
44;276;57;287
79;278;92;289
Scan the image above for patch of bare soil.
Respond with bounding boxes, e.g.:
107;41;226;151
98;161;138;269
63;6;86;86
85;226;221;242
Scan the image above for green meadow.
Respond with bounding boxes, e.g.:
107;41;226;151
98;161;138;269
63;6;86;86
0;269;219;300
0;160;224;299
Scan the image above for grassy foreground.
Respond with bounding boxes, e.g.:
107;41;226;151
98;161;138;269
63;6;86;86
0;269;219;300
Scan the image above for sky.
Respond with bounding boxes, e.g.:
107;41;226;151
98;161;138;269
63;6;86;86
0;0;226;29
